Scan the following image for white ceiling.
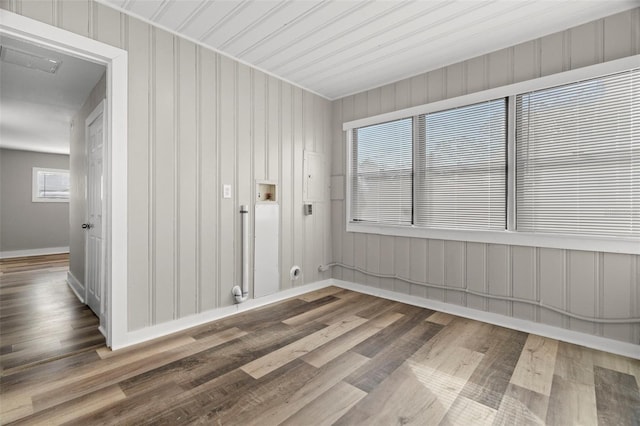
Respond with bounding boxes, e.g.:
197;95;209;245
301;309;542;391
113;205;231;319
102;0;638;100
0;36;106;154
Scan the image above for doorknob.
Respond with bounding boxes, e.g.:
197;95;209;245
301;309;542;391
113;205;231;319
82;223;92;229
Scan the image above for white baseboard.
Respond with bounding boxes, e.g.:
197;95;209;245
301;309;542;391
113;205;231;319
110;277;639;359
332;279;640;360
66;271;85;303
114;280;333;350
0;246;69;259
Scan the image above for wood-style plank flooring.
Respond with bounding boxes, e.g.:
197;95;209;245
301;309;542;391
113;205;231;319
1;261;639;425
0;254;70;274
0;254;104;377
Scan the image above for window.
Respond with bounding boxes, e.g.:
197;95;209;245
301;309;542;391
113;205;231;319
344;55;639;254
350;118;412;225
416;100;506;230
516;69;639;237
32;167;70;202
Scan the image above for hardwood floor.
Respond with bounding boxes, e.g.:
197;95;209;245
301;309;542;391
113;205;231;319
0;254;70;274
0;254;104;377
0;268;638;425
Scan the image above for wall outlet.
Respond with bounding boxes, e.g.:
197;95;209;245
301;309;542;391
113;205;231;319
223;184;231;199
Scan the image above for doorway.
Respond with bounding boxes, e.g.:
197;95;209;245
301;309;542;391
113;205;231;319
0;9;128;348
0;33;107;345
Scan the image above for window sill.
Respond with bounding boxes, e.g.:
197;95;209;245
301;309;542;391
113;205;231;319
32;198;69;203
346;223;639;255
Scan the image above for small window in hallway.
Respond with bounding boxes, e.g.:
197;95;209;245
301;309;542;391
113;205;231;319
32;167;70;202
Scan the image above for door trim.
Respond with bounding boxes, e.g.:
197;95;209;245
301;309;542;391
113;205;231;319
0;9;128;348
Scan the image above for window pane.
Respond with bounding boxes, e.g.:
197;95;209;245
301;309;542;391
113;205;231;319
350;118;413;225
516;69;639;237
415;99;507;230
37;170;70;199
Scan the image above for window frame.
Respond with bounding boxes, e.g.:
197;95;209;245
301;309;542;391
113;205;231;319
349;117;414;226
344;54;640;255
32;167;70;203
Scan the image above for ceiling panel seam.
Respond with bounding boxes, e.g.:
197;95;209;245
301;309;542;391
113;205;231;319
198;0;255;44
265;0;412;74
297;2;539;89
248;1;369;66
278;1;462;78
93;0;331;100
218;0;290;51
234;0;333;59
175;0;211;33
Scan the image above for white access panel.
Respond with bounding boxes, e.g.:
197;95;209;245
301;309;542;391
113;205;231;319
254;203;280;298
303;151;325;202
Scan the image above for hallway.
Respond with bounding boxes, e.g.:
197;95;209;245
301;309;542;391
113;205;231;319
0;254;104;376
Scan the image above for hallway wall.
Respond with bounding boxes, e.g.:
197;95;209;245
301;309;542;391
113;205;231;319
0;148;69;254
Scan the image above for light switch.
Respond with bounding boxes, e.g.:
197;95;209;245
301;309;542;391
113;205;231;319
223;184;231;199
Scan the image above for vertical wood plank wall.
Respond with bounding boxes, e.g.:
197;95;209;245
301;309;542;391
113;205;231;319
331;8;640;345
0;0;333;331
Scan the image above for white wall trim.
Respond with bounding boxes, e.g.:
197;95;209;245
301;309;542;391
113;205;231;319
0;247;69;259
332;279;640;360
66;271;85;303
0;9;129;350
345;223;640;255
114;280;333;350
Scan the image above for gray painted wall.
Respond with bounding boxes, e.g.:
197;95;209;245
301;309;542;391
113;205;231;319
331;8;640;345
0;148;70;252
68;71;106;287
0;0;333;331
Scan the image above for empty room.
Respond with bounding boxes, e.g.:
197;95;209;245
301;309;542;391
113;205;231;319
0;0;638;424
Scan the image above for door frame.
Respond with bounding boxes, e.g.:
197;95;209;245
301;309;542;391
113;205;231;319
85;100;107;334
0;9;128;348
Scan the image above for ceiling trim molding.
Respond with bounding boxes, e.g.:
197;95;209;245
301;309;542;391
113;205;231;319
94;0;331;100
295;2;509;87
0;145;71;155
320;4;640;100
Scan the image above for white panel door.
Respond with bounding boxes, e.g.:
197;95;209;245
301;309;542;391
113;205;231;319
254;203;279;298
85;103;105;322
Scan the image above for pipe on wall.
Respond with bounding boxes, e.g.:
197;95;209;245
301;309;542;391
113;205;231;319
319;262;640;324
232;205;250;303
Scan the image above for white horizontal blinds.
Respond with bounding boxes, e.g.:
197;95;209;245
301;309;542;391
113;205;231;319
415;100;507;230
350;118;413;224
38;170;70;199
516;69;639;237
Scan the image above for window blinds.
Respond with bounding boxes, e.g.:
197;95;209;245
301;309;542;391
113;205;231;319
37;169;70;199
516;69;639;237
415;100;507;230
350;118;413;225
